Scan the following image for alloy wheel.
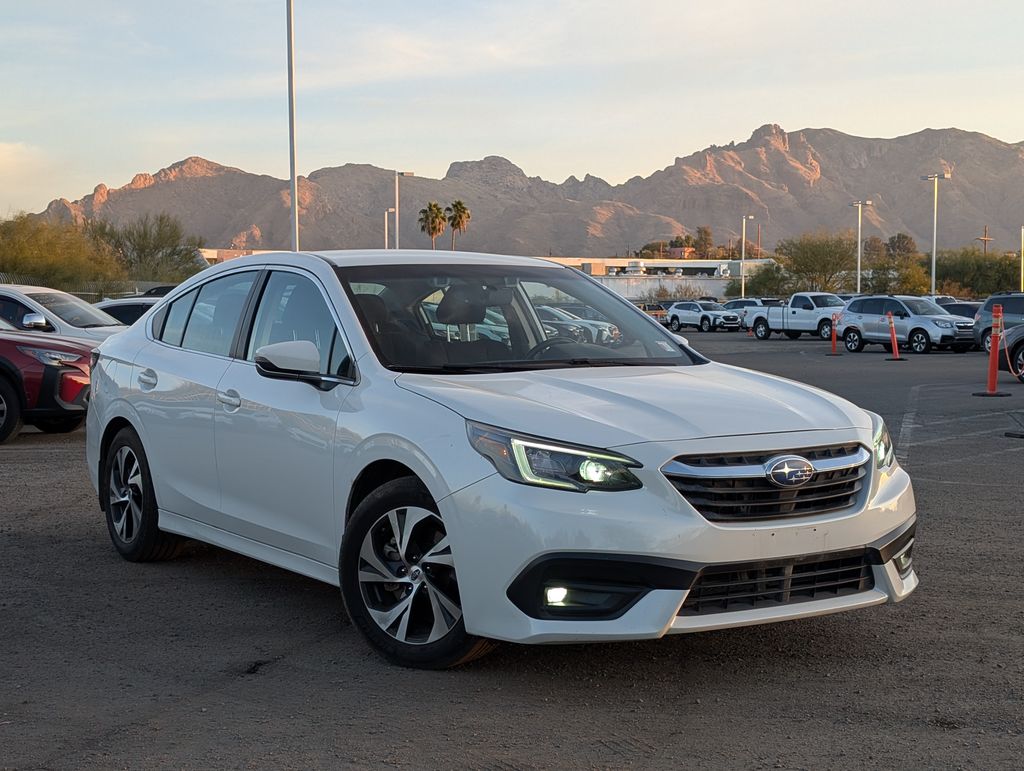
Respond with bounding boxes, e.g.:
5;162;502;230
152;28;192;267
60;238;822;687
844;330;861;351
819;322;832;340
1016;349;1024;383
108;446;144;543
357;506;461;645
0;392;6;427
910;332;929;353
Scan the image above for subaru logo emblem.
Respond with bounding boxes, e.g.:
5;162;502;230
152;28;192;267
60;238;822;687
765;455;815;488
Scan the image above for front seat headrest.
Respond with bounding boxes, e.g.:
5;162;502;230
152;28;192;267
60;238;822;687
436;285;488;325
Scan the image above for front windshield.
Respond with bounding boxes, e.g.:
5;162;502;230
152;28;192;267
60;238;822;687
812;295;844;308
903;298;946;316
28;292;122;328
698;302;726;311
337;264;701;372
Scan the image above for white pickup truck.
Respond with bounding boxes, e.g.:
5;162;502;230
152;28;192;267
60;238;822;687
747;292;846;340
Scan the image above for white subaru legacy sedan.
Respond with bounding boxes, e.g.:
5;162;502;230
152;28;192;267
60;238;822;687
86;250;917;668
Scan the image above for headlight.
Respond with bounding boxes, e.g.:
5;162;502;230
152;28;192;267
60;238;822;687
16;346;83;366
868;412;895;470
467;422;642;492
932;320;953;329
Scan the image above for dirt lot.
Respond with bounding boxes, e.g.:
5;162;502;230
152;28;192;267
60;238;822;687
2;336;1022;769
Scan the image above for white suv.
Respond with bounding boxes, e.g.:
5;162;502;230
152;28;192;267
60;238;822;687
666;301;741;332
838;295;974;354
86;251;917;668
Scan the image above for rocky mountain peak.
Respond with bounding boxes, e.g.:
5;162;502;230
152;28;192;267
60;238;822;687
444;156;529;191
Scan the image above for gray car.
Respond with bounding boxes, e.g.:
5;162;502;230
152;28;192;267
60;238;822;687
0;285;125;342
974;293;1024;353
838;295;974;354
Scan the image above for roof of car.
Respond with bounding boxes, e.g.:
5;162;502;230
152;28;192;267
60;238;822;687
313;249;561;268
96;297;160;306
0;284;66;294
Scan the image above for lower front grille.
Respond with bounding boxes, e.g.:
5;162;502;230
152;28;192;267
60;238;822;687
679;550;874;616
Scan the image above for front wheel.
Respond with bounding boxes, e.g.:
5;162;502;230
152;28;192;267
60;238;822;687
0;378;23;444
699;317;712;333
102;428;183;561
844;329;864;352
753;319;771;340
669;317;681;332
1015;347;1024;383
908;329;932;354
340;477;496;669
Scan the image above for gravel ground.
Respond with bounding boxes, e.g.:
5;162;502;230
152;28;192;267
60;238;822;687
2;336;1022;769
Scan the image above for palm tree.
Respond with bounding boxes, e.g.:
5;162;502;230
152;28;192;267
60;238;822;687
418;202;446;249
444;200;472;250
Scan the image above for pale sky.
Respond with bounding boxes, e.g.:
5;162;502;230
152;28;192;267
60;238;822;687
2;0;1022;213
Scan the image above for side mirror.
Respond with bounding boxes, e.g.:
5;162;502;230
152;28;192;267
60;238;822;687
22;312;50;331
673;333;691;347
255;340;345;391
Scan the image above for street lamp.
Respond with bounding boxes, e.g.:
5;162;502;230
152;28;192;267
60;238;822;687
394;171;414;249
384;207;395;249
921;172;951;294
850;200;873;294
285;0;299;251
740;215;754;298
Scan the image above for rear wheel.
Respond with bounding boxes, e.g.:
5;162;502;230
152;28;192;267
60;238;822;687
817;319;832;340
0;378;23;444
1015;346;1024;383
33;416;85;434
753;319;771;340
340;477;496;669
843;329;864;352
102;428;183;561
982;329;993;353
908;329;932;354
784;331;801;340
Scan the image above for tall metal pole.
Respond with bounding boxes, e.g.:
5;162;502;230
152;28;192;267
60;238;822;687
740;216;748;299
1020;225;1023;293
930;175;938;295
394;171;400;250
384;209;389;249
286;0;299;251
856;204;863;294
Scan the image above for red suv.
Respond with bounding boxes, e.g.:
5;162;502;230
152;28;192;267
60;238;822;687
0;317;93;443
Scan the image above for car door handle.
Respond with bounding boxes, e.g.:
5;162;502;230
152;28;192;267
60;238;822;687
137;369;158;387
217;390;242;409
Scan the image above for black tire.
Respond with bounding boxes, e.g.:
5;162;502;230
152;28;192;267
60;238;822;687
1015;346;1024;384
908;329;931;354
669;317;681;332
0;377;23;444
844;328;865;352
981;329;993;354
817;320;832;340
32;416;85;434
102;427;183;562
753;319;771;340
784;331;801;340
340;477;497;669
699;317;712;333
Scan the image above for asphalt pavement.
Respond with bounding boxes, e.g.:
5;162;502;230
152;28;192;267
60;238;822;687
2;334;1022;769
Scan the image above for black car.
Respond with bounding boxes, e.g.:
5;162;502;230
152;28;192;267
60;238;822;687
998;323;1024;383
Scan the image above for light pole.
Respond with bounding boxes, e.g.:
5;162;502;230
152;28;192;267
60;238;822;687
921;172;951;294
285;0;299;251
740;215;754;298
394;171;414;249
850;200;873;294
1020;225;1023;293
384;207;395;249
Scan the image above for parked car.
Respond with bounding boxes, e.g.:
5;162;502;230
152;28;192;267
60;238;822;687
634;302;668;324
997;323;1024;383
86;250;917;669
0;285;125;342
537;305;618;343
942;301;982;319
548;303;611;323
0;316;92;443
837;295;974;354
722;297;783;329
974;292;1024;353
142;285;178;297
665;301;741;332
95;296;161;326
921;294;958;306
746;292;846;340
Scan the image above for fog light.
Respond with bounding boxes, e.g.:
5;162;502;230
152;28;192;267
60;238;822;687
545;586;569;605
892;540;914;578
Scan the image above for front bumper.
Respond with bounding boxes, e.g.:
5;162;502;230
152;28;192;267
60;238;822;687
441;443;917;644
23;364;90;421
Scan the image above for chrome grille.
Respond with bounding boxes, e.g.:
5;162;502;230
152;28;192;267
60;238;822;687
663;444;870;522
678;550;875;616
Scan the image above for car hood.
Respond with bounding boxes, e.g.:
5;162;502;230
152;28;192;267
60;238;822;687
0;329;97;355
927;314;973;324
397;362;869;448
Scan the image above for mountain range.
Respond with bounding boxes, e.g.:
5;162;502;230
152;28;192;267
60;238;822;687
41;124;1024;256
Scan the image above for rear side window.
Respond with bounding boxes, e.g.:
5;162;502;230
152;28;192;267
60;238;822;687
180;272;257;356
847;300;863;313
861;299;884;315
1002;297;1024;315
160;290;198;347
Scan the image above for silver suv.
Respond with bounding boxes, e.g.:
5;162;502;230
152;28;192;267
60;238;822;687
838;295;975;354
974;293;1024;353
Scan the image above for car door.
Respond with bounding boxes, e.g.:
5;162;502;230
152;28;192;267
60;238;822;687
131;270;258;526
789;294;815;331
214;269;355;566
677;302;695;327
882;299;911;342
859;298;886;341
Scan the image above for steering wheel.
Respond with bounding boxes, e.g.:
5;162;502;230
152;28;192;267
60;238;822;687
525;336;579;360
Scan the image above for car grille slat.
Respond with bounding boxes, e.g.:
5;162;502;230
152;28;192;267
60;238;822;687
664;444;869;522
679;551;874;616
